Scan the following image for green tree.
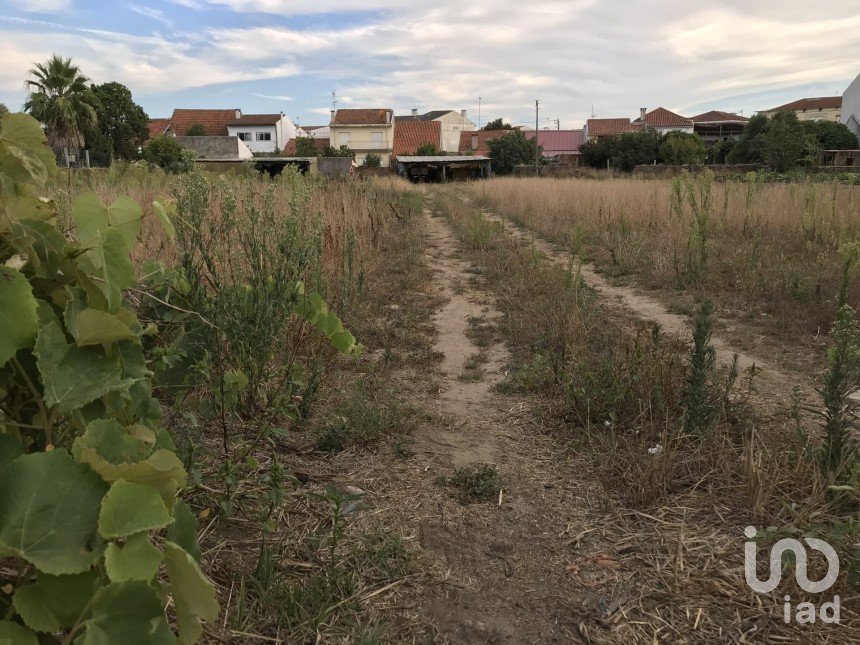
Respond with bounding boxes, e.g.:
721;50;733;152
415;142;442;155
486;130;541;174
706;139;736;164
659;131;706;165
185;123;206;137
321;144;355;159
579;136;615;169
611;127;661;172
82;82;149;165
726;114;769;164
294;136;319;157
24;54;98;157
362;152;382;167
143;134;193;172
484;118;514;131
761;111;818;171
0;103;8;117
803;120;859;150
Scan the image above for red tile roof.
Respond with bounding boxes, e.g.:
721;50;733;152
763;96;842;112
585;118;638;136
393;120;441;156
458;129;513;155
332;109;392;125
525;130;583;156
690;110;750;123
282;137;330;155
147;118;171;139
228;113;282;126
633;107;693;128
170;109;239;136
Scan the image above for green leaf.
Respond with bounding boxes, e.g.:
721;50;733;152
8;218;65;278
0;434;23;466
152;199;176;240
34;320;136;413
72;419;154;465
295;287;362;356
12;571;100;633
73;193;141;250
0;450;108;574
0;113;55;187
76;447;185;511
167;501;201;563
82;581;175;645
78;227;137;313
0;620;39;645
104;532;162;583
73;308;138;346
164;542;219;645
0;266;39;367
98;480;172;539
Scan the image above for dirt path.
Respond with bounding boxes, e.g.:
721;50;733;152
400;208;608;643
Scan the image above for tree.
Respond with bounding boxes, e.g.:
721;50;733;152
24;54;98;157
579;137;615;169
659;131;706;165
362;153;382;167
294;136;319;157
761;111;818;171
803;120;859;150
0;103;8;118
143;134;193;172
484;118;514;131
486;130;541;174
186;123;206;137
83;82;149;164
415;142;443;155
726;114;769;164
706;139;736;164
611;128;661;172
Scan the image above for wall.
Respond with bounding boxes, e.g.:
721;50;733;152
317;157;353;178
176;136;253;160
842;74;860;137
329;124;394;165
761;108;842;123
434;112;476;153
227;118;297;154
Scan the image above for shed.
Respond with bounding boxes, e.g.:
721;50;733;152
396;155;491;182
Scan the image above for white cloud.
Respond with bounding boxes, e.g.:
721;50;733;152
16;0;71;13
128;4;173;27
253;93;294;101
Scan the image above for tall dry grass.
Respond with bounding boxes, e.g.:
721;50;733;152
468;176;860;335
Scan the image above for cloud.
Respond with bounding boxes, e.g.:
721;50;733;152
127;4;173;27
16;0;71;13
253;93;294;101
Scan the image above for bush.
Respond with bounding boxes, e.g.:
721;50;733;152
294;136;319;157
143;134;194;172
486;130;541;174
362;153;382;167
659;131;706;165
185;123;206;136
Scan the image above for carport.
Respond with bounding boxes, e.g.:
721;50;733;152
396;155;492;182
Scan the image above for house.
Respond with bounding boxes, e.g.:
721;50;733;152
176;136;253;160
226;113;297;154
298;125;330;139
690;110;750;145
458;129;512;155
841;73;860;138
759;96;842;122
392;120;442;157
147;118;171;139
282;137;330;155
631;107;694;135
583;118;639;142
395;109;475;153
525;130;583;164
166;109;240;136
329;108;395;165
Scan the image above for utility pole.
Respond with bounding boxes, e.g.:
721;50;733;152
535;99;540;174
478;96;482;130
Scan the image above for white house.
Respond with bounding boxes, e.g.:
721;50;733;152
298;125;330;139
226;113;297;154
395;109;475;153
842;72;860;138
631;107;694;136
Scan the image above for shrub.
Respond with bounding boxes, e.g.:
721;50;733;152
143;134;194;172
294;136;319;157
486;130;541;174
362;152;382;167
186;123;206;136
659;131;706;165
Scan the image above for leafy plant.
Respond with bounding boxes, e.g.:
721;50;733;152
440;464;503;503
185;123;206;137
0;113;217;641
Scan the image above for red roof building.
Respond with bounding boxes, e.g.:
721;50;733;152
584;118;639;141
759;96;843;123
168;109;241;136
282;137;331;155
631;107;694;131
331;109;393;125
147;118;171;139
392;120;442;156
525;130;583;158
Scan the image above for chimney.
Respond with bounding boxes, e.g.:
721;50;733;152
412;108;418;116
330;109;335;123
640;107;647;121
236;109;242;119
461;109;467;118
471;134;478;151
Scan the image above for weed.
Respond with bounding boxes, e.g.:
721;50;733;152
440;464;504;503
315;381;409;452
459;351;489;381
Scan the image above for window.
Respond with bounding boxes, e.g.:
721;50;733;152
237;132;251;141
371;131;383;148
256;132;272;141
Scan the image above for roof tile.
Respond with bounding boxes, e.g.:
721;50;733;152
393;121;442;156
170;109;239;136
332;109;392;125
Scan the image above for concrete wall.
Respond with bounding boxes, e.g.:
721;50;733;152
434;111;476;153
328;124;394;165
317;157;354;178
177;136;253;160
842;73;860;138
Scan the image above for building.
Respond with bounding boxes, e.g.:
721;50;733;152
396;155;491;182
396;110;475;153
759;96;842;122
392;120;442;157
165;109;240;136
458;129;513;155
631;107;694;135
690;110;750;145
841;73;860;138
176;136;253;160
298;125;330;139
329;108;395;165
525;130;583;164
226;113;297;154
583;118;638;142
282;137;330;155
147;118;171;139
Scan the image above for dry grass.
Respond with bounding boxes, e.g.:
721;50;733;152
467;176;860;340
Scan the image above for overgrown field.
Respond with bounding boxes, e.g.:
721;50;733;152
1;113;430;644
435;188;859;641
468;175;860;346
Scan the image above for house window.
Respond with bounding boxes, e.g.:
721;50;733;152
371;132;383;148
256;132;272;141
237;132;252;141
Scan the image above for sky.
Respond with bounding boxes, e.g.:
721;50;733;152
0;0;857;129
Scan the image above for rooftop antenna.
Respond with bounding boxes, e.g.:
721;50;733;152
478;96;482;129
591;105;595;118
331;90;338;113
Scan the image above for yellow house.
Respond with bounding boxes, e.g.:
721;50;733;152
329;108;394;165
759;96;842;122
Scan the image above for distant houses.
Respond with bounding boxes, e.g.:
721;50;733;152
758;96;842;122
328;108;395;165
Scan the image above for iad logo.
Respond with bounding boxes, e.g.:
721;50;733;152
744;526;841;624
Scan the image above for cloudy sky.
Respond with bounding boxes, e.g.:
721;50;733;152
0;0;857;128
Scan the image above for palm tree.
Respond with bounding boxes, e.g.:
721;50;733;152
24;55;98;158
